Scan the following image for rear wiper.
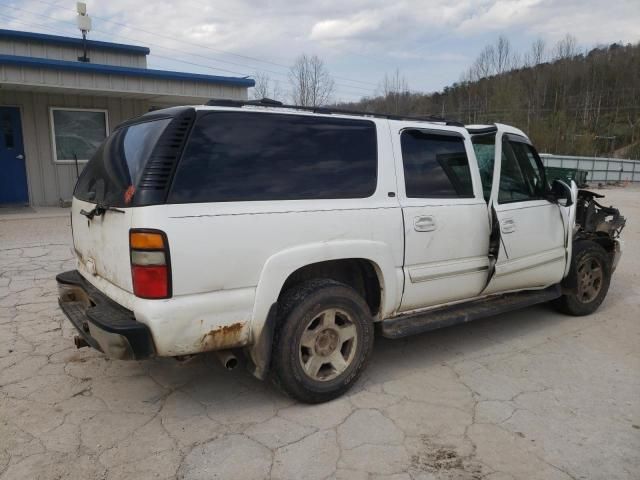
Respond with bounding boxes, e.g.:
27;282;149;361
80;203;125;220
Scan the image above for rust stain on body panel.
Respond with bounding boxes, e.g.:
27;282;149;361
200;322;246;351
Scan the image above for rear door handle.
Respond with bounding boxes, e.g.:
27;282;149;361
501;218;516;233
414;215;437;232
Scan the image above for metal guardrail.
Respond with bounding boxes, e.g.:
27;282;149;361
540;154;640;183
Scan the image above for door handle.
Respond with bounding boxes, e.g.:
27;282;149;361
501;218;516;233
414;215;437;232
16;154;24;160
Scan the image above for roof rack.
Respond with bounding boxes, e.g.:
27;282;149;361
204;98;464;127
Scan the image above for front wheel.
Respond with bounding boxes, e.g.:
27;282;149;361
271;279;374;403
554;240;612;316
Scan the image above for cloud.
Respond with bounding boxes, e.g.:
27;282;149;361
386;51;470;62
457;0;544;34
310;12;384;41
7;0;640;99
455;0;640;44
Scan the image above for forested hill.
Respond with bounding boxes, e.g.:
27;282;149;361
339;42;640;158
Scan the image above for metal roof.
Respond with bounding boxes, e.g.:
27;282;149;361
0;28;150;55
0;54;255;87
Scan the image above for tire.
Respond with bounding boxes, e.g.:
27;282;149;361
271;279;374;403
554;240;612;316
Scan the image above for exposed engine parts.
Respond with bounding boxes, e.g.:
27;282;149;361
576;190;626;240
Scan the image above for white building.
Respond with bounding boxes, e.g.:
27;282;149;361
0;28;253;206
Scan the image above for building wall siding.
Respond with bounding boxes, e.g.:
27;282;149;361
0;90;149;206
0;38;147;67
0;64;248;101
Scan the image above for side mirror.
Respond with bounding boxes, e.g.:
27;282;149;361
550;179;573;207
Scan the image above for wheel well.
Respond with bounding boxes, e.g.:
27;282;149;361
576;233;616;254
279;259;382;316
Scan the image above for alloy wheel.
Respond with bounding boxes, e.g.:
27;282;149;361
577;256;604;303
298;308;358;381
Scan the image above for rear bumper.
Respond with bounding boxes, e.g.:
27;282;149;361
56;270;155;360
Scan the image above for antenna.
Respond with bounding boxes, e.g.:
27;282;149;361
76;2;92;63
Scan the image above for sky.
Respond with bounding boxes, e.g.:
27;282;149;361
1;0;639;102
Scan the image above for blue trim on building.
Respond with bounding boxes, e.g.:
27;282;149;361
0;28;151;55
0;54;255;87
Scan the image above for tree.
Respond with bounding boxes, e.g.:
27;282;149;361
493;35;514;74
525;38;547;67
337;36;640;158
469;45;494;80
381;68;409;97
380;69;410;113
554;34;578;60
252;72;283;101
289;54;335;107
466;36;517;80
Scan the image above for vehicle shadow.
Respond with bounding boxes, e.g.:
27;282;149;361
145;301;588;409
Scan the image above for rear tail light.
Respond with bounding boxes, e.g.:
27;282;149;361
130;230;171;299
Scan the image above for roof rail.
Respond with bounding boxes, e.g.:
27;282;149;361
204;98;464;127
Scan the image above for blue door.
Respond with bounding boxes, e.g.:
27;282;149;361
0;107;29;204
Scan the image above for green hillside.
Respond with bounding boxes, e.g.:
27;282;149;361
339;41;640;158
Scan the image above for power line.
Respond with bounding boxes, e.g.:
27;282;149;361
0;12;364;102
0;2;372;98
0;12;73;37
23;0;380;89
0;12;304;100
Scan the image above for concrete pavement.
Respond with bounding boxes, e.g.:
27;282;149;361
1;187;638;479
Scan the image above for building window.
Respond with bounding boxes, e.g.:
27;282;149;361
49;108;108;163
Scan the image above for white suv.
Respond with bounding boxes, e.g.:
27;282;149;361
57;99;625;403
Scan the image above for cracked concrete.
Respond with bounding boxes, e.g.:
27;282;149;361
1;186;639;479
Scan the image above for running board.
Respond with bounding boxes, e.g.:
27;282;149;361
381;285;562;339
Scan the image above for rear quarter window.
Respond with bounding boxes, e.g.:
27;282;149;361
168;112;378;203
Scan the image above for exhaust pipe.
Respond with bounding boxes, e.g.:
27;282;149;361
214;350;239;370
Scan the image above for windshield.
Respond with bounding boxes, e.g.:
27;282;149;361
74;118;172;206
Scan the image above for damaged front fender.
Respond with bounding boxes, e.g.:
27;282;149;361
575;189;626;271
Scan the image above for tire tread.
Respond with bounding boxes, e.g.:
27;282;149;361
554;240;611;316
271;279;374;403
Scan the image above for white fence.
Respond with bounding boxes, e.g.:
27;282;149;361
540;154;640;183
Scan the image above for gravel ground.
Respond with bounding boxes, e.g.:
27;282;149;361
1;187;639;480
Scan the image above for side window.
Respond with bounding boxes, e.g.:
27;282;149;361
400;130;474;198
498;139;546;203
168;112;377;203
516;142;547;192
471;134;495;202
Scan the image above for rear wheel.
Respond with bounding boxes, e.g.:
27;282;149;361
555;241;611;316
271;279;374;403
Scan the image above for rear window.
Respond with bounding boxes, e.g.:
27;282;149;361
74;118;172;206
168;112;378;203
